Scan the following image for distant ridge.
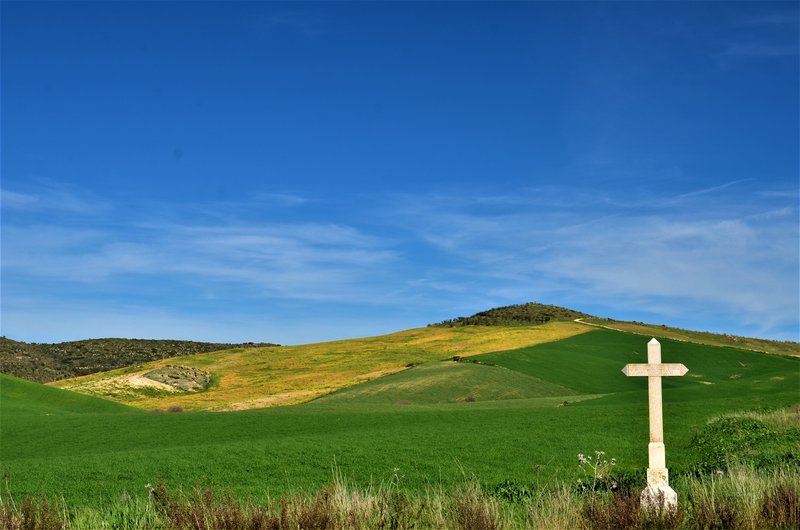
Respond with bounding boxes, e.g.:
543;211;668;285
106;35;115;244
577;318;799;358
430;302;592;327
0;337;278;383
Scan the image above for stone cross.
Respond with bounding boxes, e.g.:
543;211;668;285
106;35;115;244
622;338;688;509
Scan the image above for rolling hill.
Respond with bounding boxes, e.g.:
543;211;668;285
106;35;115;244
48;320;590;411
39;302;796;413
2;328;796;509
32;302;798;412
316;360;578;405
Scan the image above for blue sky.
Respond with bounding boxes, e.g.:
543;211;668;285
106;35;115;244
2;1;798;344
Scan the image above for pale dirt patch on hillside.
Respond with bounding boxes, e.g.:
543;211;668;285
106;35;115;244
127;374;178;391
56;365;211;400
58;371;180;400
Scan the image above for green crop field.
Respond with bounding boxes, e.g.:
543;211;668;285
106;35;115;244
1;329;798;513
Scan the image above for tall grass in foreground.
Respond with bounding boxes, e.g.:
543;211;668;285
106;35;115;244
1;466;797;529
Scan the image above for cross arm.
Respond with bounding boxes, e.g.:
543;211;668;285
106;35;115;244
622;364;688;377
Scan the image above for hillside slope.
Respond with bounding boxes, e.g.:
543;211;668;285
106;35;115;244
317;360;578;405
23;301;799;412
50;321;590;411
577;318;799;357
315;328;800;410
0;337;277;382
0;373;136;415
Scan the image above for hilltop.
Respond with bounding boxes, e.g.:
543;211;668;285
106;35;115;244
429;302;796;357
0;337;278;383
431;302;592;327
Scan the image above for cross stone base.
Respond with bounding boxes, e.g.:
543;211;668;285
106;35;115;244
641;484;677;510
641;467;677;510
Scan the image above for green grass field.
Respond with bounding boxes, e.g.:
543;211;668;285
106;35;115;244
2;329;797;511
316;361;577;405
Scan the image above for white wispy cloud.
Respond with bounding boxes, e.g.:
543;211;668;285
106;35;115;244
3;180;798;342
757;189;799;200
1;190;39;208
384;187;799;338
673;179;751;199
538;216;793;316
1;182;111;215
721;42;798;58
2;221;398;302
257;11;326;39
253;192;311;207
1;179;400;307
736;12;799;27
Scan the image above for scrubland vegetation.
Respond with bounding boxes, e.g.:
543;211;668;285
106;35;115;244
431;302;591;328
0;337;276;383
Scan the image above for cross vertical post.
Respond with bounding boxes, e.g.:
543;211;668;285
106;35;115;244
647;339;665;469
622;338;688;509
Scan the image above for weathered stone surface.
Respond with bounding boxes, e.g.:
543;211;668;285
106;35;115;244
647;466;669;487
648;442;666;469
641;485;678;509
142;365;212;391
622;363;688;377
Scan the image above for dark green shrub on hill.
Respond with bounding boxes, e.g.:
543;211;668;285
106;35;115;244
687;416;800;473
431;302;592;327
